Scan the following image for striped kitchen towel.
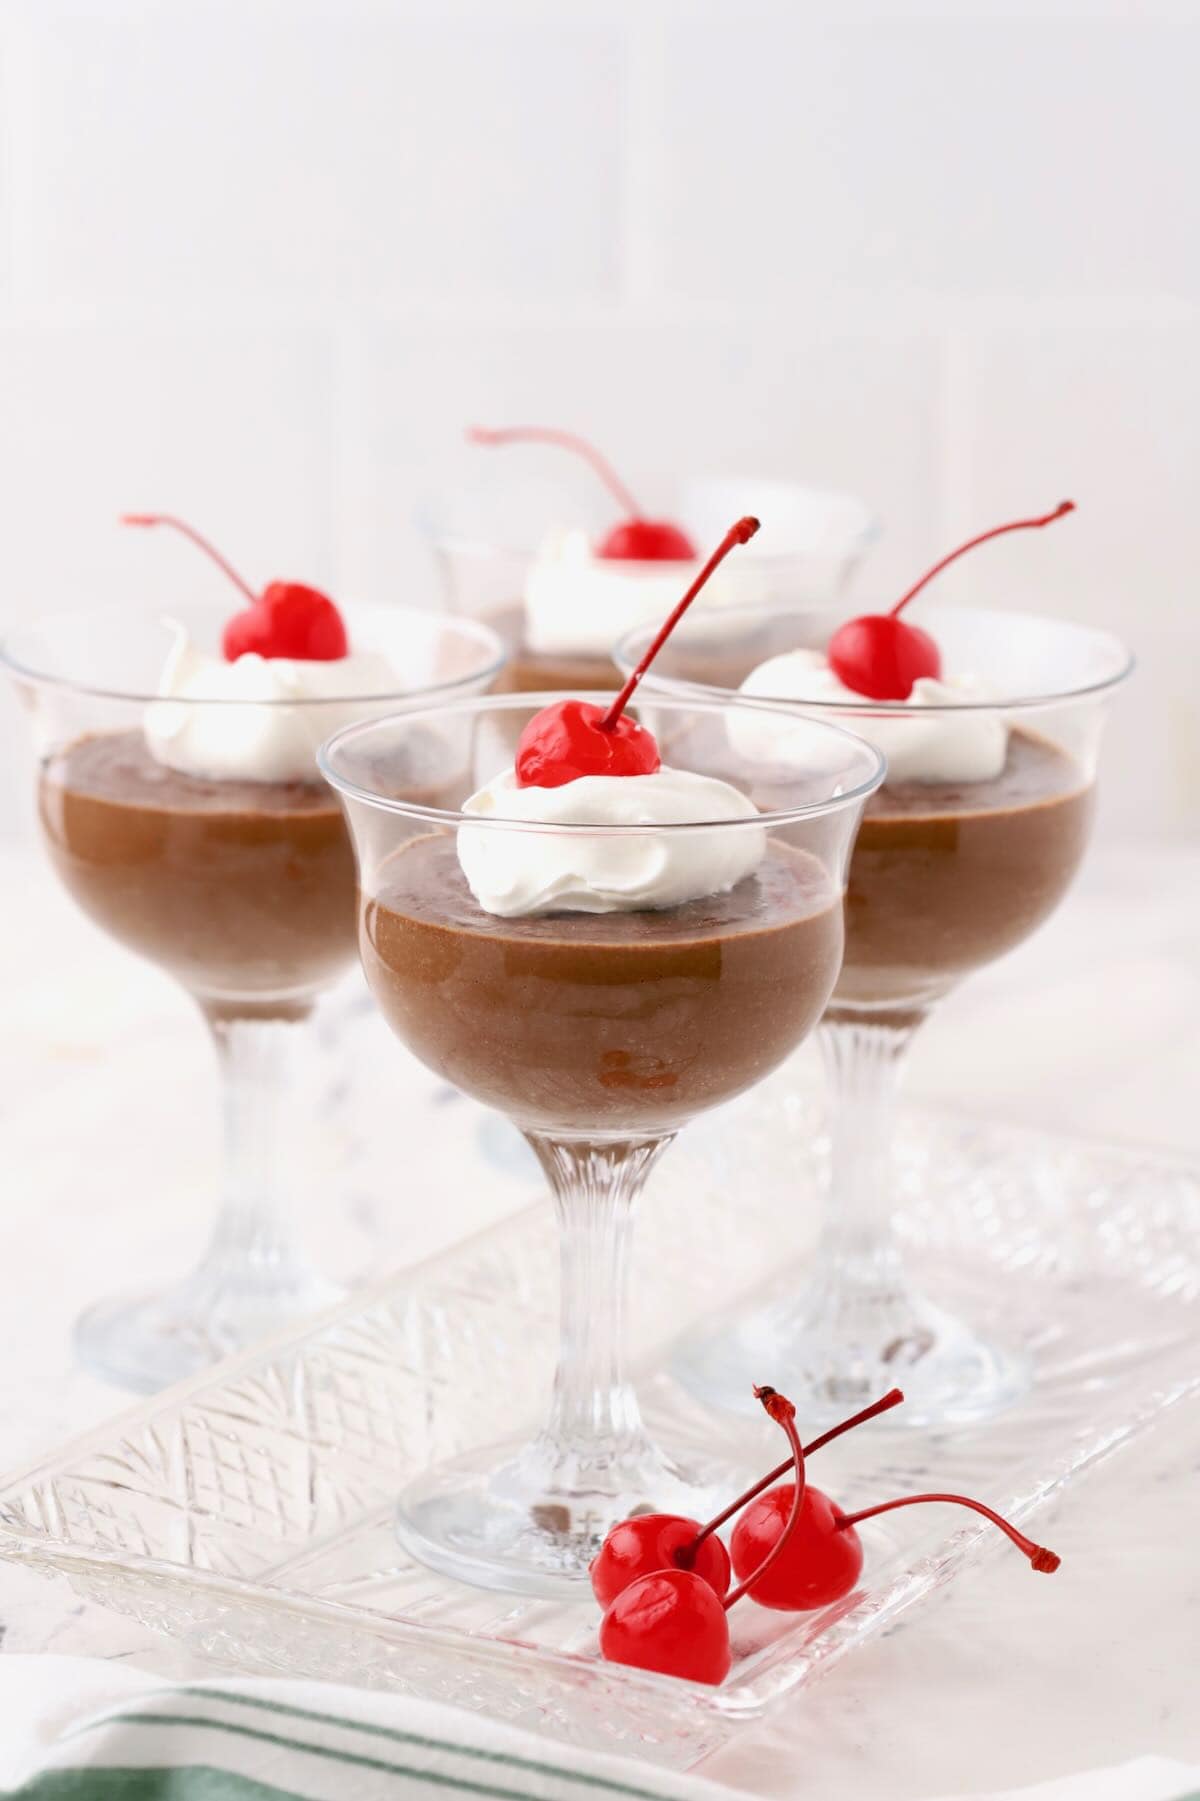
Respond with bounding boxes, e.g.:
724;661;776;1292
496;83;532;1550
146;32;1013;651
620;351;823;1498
0;1656;739;1801
3;1657;1199;1801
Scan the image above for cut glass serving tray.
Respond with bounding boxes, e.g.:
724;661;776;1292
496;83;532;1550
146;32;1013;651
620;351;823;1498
2;1091;1198;1769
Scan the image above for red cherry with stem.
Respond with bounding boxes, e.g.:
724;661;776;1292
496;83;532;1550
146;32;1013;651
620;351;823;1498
591;1516;733;1611
828;613;943;704
599;1385;805;1685
730;1484;864;1612
514;696;662;790
121;514;349;663
589;1386;903;1608
730;1483;1060;1614
597;1568;732;1686
828;500;1076;701
467;425;698;562
596;518;697;561
227;582;349;661
514;515;759;789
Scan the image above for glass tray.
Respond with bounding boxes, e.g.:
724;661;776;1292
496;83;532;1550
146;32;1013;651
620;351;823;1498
2;1092;1198;1770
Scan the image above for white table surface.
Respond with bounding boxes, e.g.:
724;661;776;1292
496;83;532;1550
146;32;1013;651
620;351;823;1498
1;837;1198;1799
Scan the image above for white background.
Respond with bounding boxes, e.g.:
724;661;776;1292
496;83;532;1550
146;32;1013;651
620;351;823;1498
0;0;1196;841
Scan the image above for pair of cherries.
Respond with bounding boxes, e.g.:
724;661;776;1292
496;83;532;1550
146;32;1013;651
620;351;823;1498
121;514;348;662
473;425;1076;790
591;1385;1060;1686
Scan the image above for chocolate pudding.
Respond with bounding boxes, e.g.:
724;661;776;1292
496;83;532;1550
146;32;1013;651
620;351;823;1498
362;834;842;1134
39;730;359;1016
832;729;1093;1015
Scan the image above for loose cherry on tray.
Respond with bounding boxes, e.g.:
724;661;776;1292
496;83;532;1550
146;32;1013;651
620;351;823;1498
121;513;349;662
599;1385;806;1686
514;514;760;789
467;425;698;562
828;499;1077;701
589;1386;903;1608
729;1482;1060;1614
593;1516;733;1611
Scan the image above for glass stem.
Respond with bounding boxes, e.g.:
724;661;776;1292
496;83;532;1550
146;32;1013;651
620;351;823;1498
796;1012;941;1393
524;1132;673;1476
818;1014;921;1286
197;1010;315;1293
754;1008;1029;1425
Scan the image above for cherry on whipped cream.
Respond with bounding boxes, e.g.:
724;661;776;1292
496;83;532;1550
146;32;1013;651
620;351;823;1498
828;500;1076;701
467;425;698;562
121;514;349;662
515;515;760;788
515;697;662;789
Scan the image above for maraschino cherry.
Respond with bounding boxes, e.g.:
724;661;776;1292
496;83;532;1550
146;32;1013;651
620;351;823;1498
121;514;348;662
828;500;1077;701
467;425;698;562
593;1515;733;1613
514;515;760;789
730;1482;1060;1613
599;1386;805;1686
590;1386;904;1608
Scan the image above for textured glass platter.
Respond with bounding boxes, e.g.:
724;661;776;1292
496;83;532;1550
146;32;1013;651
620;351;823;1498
2;1089;1198;1770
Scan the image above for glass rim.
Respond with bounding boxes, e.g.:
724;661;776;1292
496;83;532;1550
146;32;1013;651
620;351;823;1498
612;599;1135;715
318;687;887;834
0;601;508;709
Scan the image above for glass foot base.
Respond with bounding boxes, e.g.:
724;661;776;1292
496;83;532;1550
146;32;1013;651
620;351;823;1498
75;1266;345;1394
674;1288;1030;1431
394;1435;733;1598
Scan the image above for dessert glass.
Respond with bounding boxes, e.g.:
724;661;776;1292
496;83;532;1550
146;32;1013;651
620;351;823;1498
320;689;883;1594
424;472;878;693
615;602;1133;1427
1;601;504;1392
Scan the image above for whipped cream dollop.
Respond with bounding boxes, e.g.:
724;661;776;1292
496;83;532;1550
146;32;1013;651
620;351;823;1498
456;766;765;918
524;529;772;659
732;649;1008;784
144;621;399;783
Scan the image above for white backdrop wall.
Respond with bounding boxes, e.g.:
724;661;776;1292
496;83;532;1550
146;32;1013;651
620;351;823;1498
0;0;1195;840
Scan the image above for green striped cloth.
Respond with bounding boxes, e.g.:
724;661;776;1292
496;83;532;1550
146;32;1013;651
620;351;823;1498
0;1658;738;1801
4;1659;1199;1800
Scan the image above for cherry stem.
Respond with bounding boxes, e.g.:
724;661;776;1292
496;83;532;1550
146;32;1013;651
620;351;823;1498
467;424;644;521
120;514;258;605
686;1386;904;1559
890;500;1076;618
836;1492;1061;1574
723;1387;806;1611
600;515;760;732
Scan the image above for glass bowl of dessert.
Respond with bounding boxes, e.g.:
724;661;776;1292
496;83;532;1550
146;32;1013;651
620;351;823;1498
423;425;878;692
1;516;505;1393
321;517;885;1595
615;503;1133;1429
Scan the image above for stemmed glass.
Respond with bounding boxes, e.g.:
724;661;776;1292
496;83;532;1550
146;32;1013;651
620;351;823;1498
424;468;878;692
321;688;883;1593
2;601;504;1392
615;601;1133;1426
